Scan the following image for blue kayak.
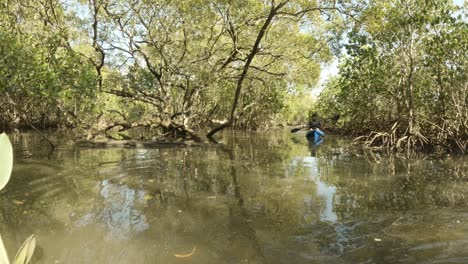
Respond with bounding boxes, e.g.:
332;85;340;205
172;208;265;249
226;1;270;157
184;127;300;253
306;129;325;145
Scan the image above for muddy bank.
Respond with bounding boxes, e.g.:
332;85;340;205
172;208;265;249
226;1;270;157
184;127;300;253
75;139;203;148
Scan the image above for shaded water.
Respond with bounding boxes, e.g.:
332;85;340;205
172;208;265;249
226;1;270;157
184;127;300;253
0;131;467;264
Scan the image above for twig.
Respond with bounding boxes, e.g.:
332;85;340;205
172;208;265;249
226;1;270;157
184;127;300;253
29;123;56;150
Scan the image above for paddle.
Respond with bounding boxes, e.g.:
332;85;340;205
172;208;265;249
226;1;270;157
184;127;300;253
290;126;305;133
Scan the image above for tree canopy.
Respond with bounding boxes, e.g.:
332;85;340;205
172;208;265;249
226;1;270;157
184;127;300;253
0;0;466;152
314;0;467;153
1;0;348;136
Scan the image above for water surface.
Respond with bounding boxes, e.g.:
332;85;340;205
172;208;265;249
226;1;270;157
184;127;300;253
0;131;467;263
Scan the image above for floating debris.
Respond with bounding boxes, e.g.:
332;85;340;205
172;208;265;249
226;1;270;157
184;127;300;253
174;246;196;258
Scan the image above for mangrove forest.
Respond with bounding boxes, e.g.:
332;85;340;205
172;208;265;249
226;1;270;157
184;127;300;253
1;1;468;263
0;0;465;153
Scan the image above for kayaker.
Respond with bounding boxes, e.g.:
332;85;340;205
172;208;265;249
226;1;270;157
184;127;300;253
306;120;325;145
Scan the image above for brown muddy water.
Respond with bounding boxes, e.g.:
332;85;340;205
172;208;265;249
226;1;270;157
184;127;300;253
0;131;467;264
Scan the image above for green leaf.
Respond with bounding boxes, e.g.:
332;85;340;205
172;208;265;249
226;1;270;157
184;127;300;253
0;133;13;191
13;235;35;264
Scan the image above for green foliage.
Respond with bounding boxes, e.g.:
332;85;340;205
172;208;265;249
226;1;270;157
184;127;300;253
281;87;316;125
66;0;336;132
315;0;467;151
0;0;343;134
0;0;98;130
314;77;345;123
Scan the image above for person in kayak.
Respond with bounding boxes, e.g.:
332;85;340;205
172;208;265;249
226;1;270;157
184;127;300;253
306;120;325;157
306;120;325;145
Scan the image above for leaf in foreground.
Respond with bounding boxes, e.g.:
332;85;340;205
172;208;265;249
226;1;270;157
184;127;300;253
0;235;10;264
0;133;13;191
13;235;36;264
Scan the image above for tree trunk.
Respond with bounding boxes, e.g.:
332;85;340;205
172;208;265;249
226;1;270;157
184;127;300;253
206;2;288;138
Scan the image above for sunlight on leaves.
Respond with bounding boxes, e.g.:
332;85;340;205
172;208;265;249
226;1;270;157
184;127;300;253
0;133;13;191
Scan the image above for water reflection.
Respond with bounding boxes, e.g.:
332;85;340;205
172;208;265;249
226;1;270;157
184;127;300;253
75;179;150;239
306;130;324;157
0;131;466;263
297;154;337;223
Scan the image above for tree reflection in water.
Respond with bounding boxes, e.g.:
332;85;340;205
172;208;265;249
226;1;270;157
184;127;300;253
0;131;466;263
75;179;150;239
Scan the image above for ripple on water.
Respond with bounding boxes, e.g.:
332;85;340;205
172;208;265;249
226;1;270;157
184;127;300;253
0;132;467;264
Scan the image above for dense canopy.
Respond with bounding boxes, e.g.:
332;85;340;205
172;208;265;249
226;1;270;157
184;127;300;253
0;0;466;152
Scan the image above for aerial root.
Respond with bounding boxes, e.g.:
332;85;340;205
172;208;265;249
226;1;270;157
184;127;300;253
353;122;430;153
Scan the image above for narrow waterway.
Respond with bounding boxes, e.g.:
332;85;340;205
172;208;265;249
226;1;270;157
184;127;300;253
0;131;467;263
